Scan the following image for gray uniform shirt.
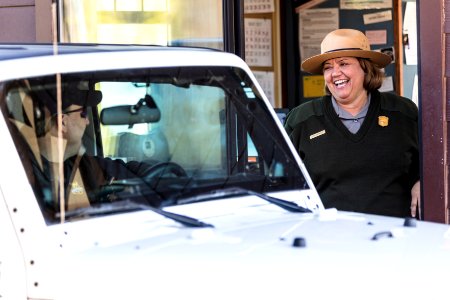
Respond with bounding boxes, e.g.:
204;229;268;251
332;94;371;134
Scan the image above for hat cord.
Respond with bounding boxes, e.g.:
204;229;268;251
325;47;363;53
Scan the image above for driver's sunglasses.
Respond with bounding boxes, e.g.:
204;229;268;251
63;107;88;118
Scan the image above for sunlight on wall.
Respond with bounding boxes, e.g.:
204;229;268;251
61;0;223;49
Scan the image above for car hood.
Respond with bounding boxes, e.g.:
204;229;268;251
27;196;450;300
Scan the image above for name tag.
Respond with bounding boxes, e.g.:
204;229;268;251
310;130;326;140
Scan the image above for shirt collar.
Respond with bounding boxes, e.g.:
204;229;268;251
332;94;371;119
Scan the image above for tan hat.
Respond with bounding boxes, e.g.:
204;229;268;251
301;29;392;74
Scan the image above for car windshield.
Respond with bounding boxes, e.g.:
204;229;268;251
1;66;308;224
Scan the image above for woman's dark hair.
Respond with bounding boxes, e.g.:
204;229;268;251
324;58;385;94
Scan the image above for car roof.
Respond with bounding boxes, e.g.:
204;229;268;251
0;43;217;61
0;43;249;83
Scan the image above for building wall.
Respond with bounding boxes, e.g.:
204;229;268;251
0;0;52;43
0;0;36;42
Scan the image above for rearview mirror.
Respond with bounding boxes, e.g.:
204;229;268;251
100;105;161;125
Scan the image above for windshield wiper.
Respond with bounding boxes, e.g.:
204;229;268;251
56;200;213;228
176;187;312;213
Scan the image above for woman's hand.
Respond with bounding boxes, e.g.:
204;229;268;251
410;180;421;218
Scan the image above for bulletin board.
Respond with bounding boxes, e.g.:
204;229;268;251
296;0;401;102
244;0;282;108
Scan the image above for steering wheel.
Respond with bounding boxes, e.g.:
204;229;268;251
142;161;187;178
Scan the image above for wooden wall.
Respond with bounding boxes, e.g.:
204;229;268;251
419;0;448;223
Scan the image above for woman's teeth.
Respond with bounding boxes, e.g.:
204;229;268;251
334;79;348;87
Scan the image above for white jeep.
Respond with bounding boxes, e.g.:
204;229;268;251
0;44;448;300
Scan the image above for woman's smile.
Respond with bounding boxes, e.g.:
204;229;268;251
324;57;366;108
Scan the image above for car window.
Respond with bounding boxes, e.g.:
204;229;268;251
1;66;308;224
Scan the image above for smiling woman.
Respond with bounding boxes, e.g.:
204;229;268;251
284;28;420;218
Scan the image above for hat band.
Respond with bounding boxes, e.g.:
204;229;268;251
324;47;363;54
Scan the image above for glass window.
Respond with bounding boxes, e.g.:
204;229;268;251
60;0;223;49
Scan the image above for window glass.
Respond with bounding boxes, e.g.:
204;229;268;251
61;0;223;50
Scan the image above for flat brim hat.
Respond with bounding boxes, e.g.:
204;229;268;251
301;29;392;74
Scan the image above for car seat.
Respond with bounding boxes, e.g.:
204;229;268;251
117;129;170;164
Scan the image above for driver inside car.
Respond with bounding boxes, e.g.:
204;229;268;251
28;82;152;212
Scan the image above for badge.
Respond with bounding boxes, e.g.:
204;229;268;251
71;181;85;195
378;116;389;127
